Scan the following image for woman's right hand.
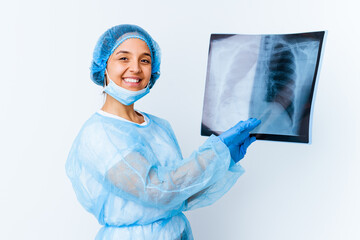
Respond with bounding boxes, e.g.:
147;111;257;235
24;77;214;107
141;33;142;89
218;118;261;163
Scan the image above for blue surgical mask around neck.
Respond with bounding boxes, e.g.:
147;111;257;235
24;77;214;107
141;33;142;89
104;70;150;106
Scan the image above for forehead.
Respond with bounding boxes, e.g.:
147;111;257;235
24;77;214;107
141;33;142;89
114;38;151;54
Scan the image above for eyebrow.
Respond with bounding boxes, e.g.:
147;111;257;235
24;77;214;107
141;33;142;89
116;50;130;55
116;50;151;57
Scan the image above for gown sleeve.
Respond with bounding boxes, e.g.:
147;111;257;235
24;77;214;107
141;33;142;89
162;120;245;211
66;117;243;210
183;161;244;211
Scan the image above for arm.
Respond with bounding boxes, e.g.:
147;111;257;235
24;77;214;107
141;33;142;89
104;135;232;209
183;118;261;210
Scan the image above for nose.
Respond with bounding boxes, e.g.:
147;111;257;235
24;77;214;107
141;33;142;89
129;60;141;73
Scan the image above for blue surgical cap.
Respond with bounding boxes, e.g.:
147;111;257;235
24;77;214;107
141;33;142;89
90;24;161;89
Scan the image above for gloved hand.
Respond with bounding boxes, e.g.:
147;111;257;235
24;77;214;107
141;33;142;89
218;118;261;163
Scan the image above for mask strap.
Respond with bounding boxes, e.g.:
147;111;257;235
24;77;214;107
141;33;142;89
105;69;110;86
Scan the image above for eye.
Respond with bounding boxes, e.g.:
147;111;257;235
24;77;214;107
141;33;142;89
119;57;128;61
141;59;151;64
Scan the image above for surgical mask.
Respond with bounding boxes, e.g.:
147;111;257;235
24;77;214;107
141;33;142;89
104;70;150;105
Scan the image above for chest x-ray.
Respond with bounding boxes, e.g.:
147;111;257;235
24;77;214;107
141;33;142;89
201;31;326;143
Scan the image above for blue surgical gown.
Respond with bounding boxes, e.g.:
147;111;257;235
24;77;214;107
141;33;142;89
66;111;245;239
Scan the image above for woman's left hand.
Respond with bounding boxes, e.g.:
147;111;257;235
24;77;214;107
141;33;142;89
227;136;256;163
218;118;261;163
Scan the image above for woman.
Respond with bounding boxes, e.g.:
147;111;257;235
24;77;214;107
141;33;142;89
66;24;260;240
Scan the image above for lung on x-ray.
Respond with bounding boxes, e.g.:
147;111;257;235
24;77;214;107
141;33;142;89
201;31;326;143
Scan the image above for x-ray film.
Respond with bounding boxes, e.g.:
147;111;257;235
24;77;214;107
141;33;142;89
201;31;326;143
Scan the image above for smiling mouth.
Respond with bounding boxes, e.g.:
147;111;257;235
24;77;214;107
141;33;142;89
123;78;141;83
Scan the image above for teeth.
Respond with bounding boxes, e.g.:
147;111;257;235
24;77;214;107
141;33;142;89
124;78;140;83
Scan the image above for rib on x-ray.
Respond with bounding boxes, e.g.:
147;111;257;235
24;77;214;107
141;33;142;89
266;41;296;122
201;31;326;143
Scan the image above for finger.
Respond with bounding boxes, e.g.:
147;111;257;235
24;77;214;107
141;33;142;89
232;118;260;133
249;136;256;145
219;121;245;145
242;119;261;132
232;120;246;131
232;136;257;163
220;119;260;146
230;120;259;145
232;131;250;146
242;136;256;152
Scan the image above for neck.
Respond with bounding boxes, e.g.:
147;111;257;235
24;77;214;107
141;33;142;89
101;94;144;123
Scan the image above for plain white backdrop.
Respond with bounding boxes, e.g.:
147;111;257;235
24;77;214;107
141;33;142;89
1;0;359;239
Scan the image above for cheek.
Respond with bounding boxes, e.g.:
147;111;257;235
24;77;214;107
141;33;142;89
144;66;152;79
108;61;126;72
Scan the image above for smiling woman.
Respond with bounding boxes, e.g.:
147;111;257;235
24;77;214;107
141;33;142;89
106;38;152;90
100;32;156;123
65;24;260;240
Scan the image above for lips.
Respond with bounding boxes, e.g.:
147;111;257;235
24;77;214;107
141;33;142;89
123;78;140;83
122;77;142;87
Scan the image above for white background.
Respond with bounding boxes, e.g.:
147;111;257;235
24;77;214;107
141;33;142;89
1;0;359;239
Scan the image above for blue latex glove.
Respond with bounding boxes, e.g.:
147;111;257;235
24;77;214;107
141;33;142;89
218;118;261;163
